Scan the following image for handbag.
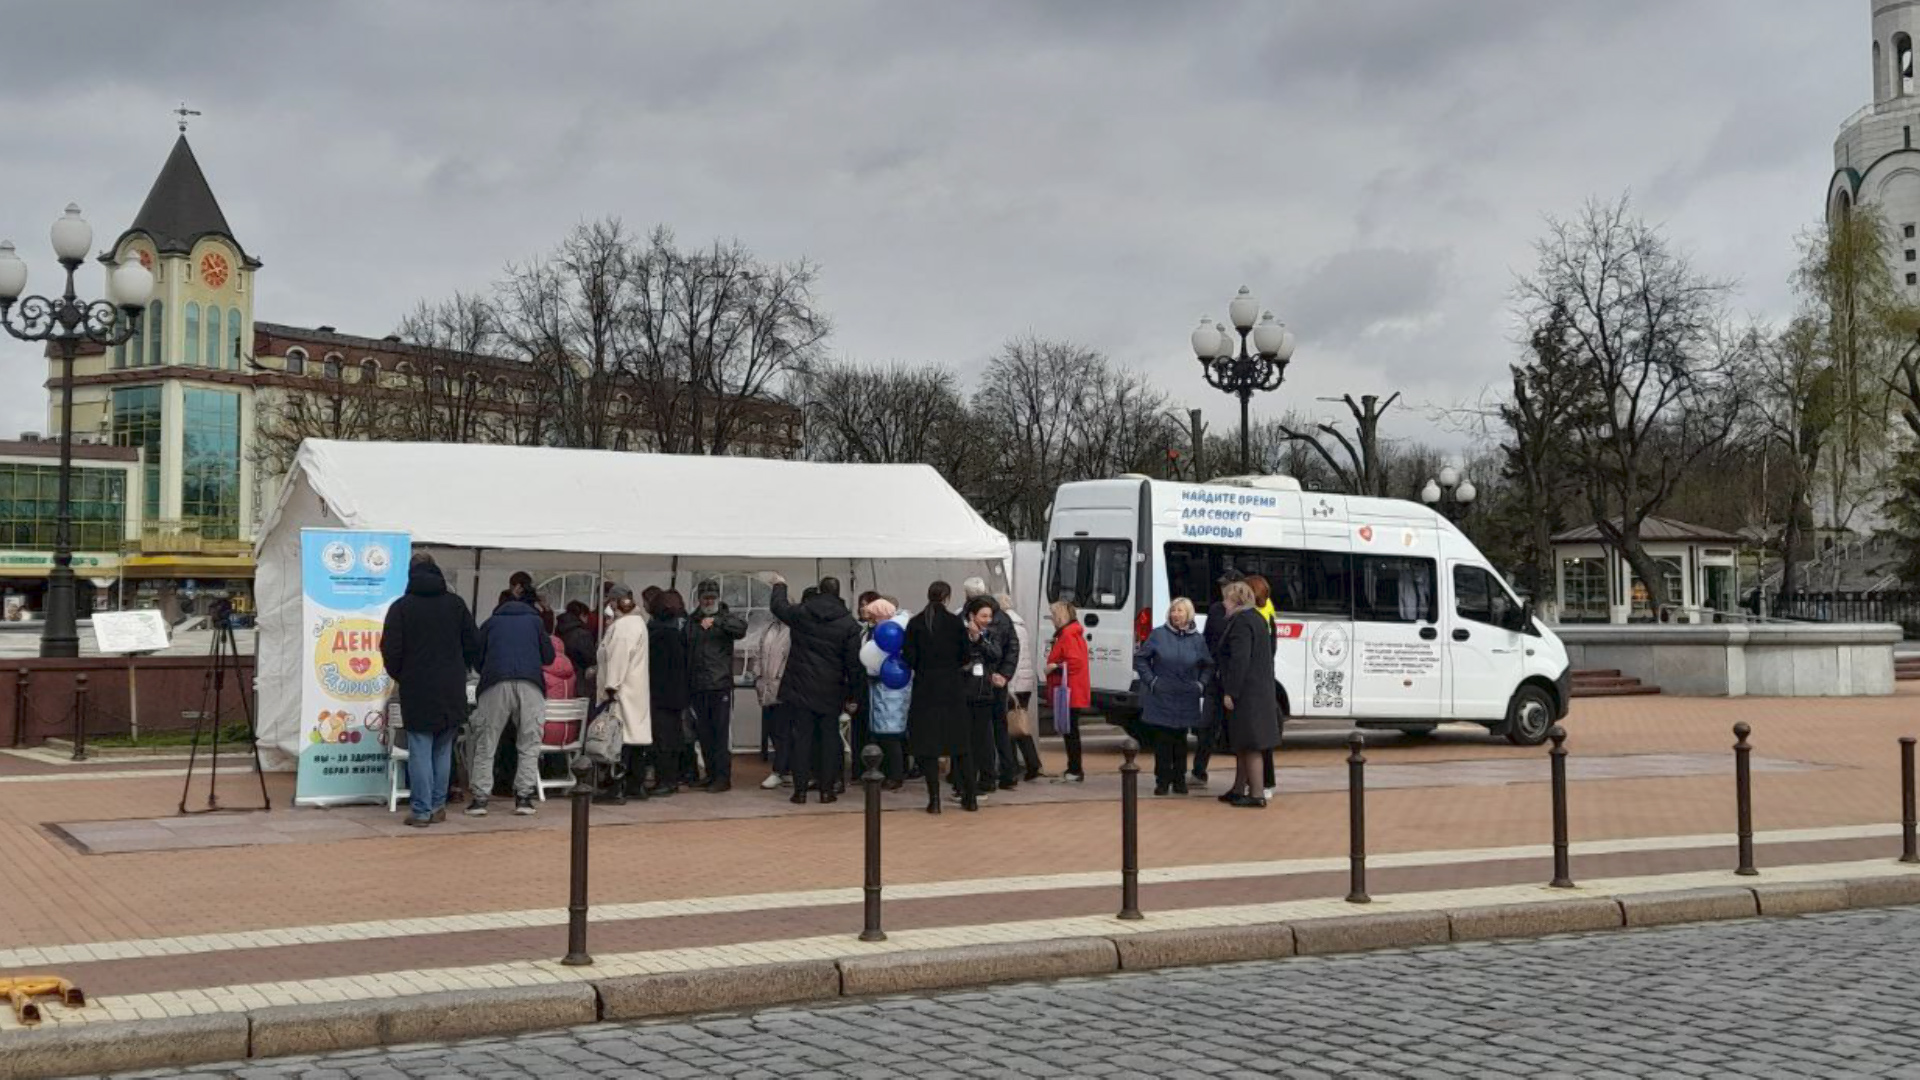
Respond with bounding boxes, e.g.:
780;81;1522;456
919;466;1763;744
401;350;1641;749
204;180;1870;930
580;698;626;770
1051;681;1072;737
1007;697;1033;739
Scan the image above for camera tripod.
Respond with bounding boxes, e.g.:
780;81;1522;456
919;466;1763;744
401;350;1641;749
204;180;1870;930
178;611;272;814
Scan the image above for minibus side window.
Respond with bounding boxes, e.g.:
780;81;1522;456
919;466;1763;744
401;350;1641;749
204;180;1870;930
1049;539;1131;609
1353;556;1437;623
1163;542;1349;618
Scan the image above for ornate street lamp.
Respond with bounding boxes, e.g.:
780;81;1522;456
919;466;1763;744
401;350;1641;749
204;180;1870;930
1191;286;1297;474
1421;465;1476;525
0;205;154;657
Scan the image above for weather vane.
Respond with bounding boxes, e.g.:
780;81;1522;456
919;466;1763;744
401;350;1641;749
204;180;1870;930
174;102;202;134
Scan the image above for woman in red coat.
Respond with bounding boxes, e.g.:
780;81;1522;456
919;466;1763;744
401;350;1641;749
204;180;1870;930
1045;600;1092;782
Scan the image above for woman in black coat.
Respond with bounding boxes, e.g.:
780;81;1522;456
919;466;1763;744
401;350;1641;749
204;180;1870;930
1215;580;1280;809
904;581;971;814
953;596;1004;812
643;589;693;799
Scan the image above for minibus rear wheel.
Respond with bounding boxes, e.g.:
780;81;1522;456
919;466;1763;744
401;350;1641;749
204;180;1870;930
1504;685;1555;746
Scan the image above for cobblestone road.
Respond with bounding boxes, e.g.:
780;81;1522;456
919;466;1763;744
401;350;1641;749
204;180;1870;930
115;907;1920;1079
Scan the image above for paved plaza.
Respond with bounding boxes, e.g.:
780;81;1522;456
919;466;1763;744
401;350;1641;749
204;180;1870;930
97;904;1920;1079
1;687;1919;1031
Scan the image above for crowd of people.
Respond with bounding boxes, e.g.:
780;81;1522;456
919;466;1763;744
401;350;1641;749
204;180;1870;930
380;554;1283;828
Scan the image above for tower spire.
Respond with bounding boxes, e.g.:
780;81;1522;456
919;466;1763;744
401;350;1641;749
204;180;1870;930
173;101;201;134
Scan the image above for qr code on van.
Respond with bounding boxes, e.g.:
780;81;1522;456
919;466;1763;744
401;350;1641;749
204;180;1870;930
1313;669;1345;710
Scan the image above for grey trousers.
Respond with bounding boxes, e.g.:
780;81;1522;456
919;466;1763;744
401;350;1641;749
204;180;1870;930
470;681;545;799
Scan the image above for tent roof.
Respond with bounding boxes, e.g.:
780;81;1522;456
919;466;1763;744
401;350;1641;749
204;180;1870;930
263;440;1011;562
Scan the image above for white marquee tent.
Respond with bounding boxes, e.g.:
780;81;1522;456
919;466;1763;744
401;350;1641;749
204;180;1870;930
254;440;1013;766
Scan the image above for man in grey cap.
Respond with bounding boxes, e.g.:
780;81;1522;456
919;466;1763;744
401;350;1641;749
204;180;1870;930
686;579;748;792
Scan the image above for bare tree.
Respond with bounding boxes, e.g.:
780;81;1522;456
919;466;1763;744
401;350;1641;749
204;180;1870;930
970;337;1101;538
1274;393;1401;496
1516;195;1750;617
801;359;972;473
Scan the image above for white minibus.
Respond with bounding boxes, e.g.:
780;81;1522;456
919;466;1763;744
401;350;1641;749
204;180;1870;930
1043;476;1571;745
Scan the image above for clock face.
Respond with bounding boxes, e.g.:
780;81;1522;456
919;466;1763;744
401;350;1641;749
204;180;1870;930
200;252;230;290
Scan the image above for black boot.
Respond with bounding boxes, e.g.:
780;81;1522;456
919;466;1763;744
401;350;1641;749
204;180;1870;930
923;763;942;815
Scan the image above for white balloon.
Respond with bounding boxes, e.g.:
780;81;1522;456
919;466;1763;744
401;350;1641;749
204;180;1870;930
860;638;889;677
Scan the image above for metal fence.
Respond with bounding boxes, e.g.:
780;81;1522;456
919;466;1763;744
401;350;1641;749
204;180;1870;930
1771;591;1920;630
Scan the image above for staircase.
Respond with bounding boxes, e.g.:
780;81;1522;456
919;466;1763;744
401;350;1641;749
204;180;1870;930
1570;668;1663;698
1898;656;1920;683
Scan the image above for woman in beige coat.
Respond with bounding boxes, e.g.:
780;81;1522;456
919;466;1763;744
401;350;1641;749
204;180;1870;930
594;586;652;803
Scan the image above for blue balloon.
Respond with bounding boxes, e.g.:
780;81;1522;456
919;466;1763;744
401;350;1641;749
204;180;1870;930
874;619;905;655
880;655;912;690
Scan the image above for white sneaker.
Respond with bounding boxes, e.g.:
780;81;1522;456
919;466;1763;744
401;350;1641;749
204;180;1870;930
1263;787;1276;800
760;773;783;790
780;774;793;787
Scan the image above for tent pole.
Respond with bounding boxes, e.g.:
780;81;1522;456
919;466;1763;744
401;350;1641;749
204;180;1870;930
670;556;678;592
470;548;483;610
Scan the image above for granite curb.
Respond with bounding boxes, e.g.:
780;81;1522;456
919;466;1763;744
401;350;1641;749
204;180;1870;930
5;873;1919;1079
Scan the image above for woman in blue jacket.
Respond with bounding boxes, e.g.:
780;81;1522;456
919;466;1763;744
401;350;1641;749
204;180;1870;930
1134;598;1211;795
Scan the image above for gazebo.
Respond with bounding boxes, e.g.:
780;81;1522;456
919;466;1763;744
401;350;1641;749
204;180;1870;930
1550;515;1747;624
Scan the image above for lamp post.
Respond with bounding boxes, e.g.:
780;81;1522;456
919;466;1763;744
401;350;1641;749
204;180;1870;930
1420;465;1476;525
0;205;154;658
1191;286;1297;474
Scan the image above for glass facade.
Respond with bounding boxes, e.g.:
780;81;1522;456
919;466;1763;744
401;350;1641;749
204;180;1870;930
112;386;163;521
0;464;127;551
182;388;242;540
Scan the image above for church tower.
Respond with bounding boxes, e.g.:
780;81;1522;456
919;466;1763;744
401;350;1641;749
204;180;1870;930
1831;0;1920;293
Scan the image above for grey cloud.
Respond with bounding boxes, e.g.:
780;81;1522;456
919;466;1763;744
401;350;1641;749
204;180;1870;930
0;1;1872;454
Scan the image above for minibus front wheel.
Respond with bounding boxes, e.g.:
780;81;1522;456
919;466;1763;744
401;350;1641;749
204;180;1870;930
1503;685;1556;747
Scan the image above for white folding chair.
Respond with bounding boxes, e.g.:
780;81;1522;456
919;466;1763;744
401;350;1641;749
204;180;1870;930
386;700;411;813
536;698;589;801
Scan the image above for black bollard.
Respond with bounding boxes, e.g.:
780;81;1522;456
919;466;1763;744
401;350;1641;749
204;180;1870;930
1118;737;1142;921
71;674;89;763
561;756;594;966
859;744;887;942
1733;722;1757;877
12;668;29;749
1346;732;1369;904
1548;724;1573;888
1902;737;1918;866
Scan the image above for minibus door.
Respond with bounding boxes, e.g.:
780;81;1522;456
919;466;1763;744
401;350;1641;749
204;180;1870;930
1347;549;1444;720
1446;561;1527;720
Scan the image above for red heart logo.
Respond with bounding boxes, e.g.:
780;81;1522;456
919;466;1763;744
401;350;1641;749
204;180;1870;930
349;657;372;675
1358;525;1374;543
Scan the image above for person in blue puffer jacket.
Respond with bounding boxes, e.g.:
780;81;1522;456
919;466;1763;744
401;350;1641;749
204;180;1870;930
863;597;911;788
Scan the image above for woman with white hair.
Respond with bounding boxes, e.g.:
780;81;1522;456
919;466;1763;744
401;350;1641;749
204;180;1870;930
1215;580;1280;808
863;596;911;787
1133;597;1210;795
593;585;652;804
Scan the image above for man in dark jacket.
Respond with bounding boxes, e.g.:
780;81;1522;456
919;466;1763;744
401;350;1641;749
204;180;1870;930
469;590;555;817
380;554;480;827
685;580;748;792
555;602;597;690
963;577;1021;792
767;574;862;805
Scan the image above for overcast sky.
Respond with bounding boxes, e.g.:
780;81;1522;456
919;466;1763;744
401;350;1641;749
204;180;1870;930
0;1;1865;456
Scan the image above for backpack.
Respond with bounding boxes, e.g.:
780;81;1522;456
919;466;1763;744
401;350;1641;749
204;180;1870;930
579;699;626;772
